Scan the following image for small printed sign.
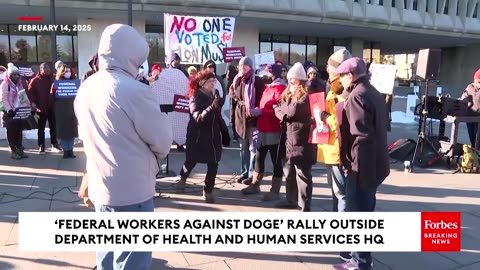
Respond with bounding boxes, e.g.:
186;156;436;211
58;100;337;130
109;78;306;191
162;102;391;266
54;79;80;98
222;47;245;63
13;107;32;120
173;94;190;114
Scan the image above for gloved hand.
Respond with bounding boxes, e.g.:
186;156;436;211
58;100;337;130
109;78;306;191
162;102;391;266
8;110;16;118
211;95;222;110
320;111;330;122
249;108;262;117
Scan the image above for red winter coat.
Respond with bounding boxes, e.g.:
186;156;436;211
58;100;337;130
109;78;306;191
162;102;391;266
257;80;287;133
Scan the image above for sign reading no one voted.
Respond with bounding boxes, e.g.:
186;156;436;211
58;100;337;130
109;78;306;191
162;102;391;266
54;79;80;98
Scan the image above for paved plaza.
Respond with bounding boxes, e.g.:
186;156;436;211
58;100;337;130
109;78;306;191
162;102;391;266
0;95;479;270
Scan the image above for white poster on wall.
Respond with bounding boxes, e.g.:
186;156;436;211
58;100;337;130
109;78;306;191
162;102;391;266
370;64;396;95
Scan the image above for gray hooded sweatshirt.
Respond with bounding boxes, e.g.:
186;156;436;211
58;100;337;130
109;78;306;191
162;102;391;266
74;24;173;206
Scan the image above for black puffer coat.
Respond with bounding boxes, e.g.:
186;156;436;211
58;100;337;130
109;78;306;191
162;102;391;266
185;89;230;164
274;94;316;166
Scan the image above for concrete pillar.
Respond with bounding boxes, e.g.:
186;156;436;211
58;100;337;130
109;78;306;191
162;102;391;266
347;38;364;58
439;45;480;97
231;20;259;63
77;18;145;79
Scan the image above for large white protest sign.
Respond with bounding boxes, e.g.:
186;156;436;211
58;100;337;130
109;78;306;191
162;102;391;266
370;64;396;95
164;14;236;64
154;68;189;145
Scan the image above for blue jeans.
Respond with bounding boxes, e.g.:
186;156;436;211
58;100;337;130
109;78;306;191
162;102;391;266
94;198;154;270
60;138;75;151
326;164;346;212
239;136;256;178
345;172;377;268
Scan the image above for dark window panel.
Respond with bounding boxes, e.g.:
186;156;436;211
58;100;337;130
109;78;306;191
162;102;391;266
0;25;9;65
9;24;37;63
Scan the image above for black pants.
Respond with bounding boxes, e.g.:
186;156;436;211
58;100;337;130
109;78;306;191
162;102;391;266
180;161;218;193
284;160;313;212
467;123;479;147
3;115;23;151
255;144;283;177
37;111;58;146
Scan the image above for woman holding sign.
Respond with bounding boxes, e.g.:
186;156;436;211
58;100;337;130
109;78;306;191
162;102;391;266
273;62;316;212
50;64;78;158
1;63;28;159
176;70;230;203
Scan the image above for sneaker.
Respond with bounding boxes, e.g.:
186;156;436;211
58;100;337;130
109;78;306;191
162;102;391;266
340;252;353;262
52;144;62;153
236;175;249;184
18;148;28;159
39;145;46;154
11;150;22;160
203;191;215;203
242;177;253;185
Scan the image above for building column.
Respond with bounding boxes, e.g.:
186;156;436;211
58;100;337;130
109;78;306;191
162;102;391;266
77;18;145;78
347;38;364;58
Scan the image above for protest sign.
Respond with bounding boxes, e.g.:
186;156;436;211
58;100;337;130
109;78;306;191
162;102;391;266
18;65;34;78
54;79;80;98
154;68;189;145
13;107;31;120
223;47;245;63
308;92;328;144
254;51;275;70
173;94;189;114
164;14;236;64
370;64;396;95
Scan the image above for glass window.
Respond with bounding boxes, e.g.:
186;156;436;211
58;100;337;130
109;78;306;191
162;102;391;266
290;36;306;64
316;38;332;67
73;35;78;62
9;25;37;63
0;25;9;65
259;34;272;42
260;42;271;53
363;41;372;64
37;34;52;62
306;37;317;65
146;32;165;67
272;43;288;66
57;35;73;63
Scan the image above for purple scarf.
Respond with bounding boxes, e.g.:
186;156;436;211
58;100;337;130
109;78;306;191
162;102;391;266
243;70;255;117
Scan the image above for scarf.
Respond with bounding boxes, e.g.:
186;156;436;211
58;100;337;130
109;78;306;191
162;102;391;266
242;69;255;117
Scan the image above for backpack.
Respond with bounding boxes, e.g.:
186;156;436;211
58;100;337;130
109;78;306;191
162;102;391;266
460;144;479;173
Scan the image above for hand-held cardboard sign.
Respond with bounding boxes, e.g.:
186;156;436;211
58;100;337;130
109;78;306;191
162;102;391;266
164;14;236;64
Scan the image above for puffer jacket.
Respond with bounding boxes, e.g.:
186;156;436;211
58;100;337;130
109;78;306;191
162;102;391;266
1;75;22;112
74;24;173;206
257;79;286;133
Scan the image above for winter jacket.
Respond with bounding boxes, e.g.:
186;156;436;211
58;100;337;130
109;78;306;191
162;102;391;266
233;73;265;139
339;76;390;191
186;89;229;164
317;91;345;165
274;94;316;166
27;73;54;114
461;83;480;115
74;24;173;206
51;79;78;139
307;78;326;94
1;76;22;112
257;80;286;133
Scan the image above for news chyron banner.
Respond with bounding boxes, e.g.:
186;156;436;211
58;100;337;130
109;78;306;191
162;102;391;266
19;212;461;252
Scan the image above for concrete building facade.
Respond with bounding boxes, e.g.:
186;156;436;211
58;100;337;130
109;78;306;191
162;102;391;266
1;0;480;96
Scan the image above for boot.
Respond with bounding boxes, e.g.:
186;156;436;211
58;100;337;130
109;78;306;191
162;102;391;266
241;172;263;195
68;150;77;158
203;191;215;203
11;149;22;160
18;147;28;159
63;151;69;159
262;176;282;201
242;177;253;185
175;176;187;192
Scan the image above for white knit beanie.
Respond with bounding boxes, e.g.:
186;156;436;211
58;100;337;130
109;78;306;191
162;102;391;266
7;62;19;74
55;60;64;70
287;62;307;81
328;48;352;68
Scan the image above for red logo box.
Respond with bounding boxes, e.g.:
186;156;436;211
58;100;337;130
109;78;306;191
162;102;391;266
421;212;461;252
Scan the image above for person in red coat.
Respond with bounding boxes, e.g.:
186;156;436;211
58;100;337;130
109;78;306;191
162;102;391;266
241;63;286;201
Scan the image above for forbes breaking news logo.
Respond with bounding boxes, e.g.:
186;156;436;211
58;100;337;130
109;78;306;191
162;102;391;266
421;212;461;252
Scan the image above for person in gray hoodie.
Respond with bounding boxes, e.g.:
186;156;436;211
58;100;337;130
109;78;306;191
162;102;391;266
74;24;173;270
